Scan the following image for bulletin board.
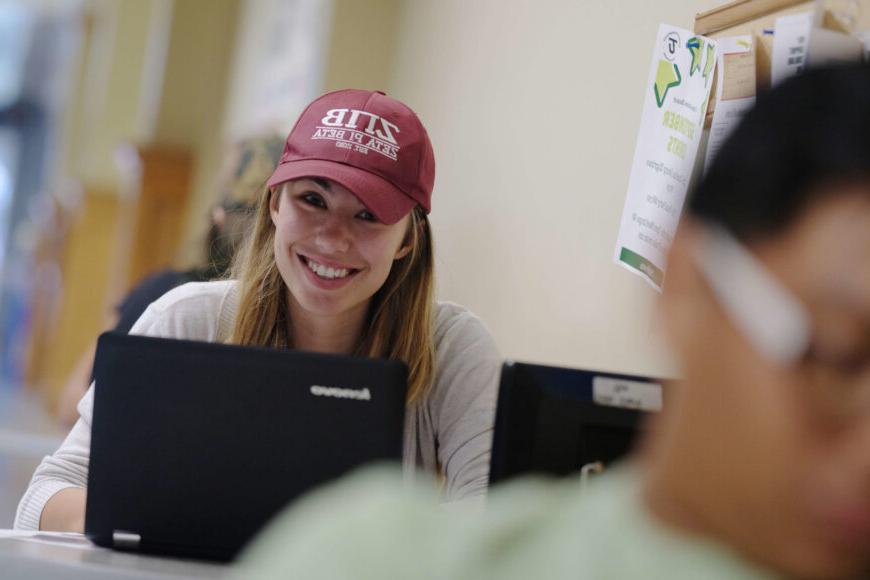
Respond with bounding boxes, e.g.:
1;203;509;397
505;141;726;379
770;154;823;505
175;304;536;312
694;0;870;123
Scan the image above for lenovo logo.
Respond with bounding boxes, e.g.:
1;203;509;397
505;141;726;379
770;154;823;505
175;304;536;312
309;385;372;401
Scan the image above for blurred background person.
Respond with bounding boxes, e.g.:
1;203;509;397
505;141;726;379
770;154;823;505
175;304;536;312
55;135;283;426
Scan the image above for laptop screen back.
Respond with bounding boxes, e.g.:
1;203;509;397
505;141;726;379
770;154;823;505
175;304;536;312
86;332;407;561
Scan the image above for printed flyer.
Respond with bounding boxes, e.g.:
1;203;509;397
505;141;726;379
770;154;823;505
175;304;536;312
614;24;717;290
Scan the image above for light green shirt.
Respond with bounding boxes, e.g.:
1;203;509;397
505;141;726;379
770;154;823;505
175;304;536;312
237;464;777;580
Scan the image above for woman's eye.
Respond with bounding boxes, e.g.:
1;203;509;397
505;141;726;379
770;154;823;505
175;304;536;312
301;193;326;208
356;210;377;222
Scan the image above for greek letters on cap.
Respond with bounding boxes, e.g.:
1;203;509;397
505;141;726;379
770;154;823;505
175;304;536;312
312;108;401;161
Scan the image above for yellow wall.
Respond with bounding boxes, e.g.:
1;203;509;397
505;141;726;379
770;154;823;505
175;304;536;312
321;0;401;93
38;191;124;404
72;0;156;193
155;0;239;268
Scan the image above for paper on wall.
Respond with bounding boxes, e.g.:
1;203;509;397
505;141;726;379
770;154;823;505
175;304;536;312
771;12;812;85
614;24;717;291
772;11;863;87
704;35;755;169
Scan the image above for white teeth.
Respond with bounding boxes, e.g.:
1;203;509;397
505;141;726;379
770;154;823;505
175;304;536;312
306;258;351;280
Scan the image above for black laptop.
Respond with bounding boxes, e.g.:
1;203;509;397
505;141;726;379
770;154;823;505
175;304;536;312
86;332;407;561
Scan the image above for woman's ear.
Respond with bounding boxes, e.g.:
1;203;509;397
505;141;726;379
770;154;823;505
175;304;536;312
395;213;424;260
394;242;413;260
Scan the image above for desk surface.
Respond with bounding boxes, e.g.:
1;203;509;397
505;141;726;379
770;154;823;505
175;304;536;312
0;532;230;579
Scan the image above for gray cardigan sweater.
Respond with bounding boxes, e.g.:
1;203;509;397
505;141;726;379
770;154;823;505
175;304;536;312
15;280;501;530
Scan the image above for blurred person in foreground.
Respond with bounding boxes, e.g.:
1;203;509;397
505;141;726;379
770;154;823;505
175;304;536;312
236;64;870;579
55;135;283;426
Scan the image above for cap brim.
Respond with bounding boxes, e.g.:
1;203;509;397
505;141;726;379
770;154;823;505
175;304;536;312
267;159;416;225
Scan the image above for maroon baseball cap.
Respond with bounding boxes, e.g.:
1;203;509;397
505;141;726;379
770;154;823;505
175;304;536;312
267;89;435;225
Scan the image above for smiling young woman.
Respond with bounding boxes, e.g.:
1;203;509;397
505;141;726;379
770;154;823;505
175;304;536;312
232;176;436;403
16;90;501;533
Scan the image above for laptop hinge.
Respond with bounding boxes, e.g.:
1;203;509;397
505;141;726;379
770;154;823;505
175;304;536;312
112;530;141;549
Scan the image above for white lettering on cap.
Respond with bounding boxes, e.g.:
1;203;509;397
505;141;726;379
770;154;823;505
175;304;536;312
321;108;349;126
313;108;401;161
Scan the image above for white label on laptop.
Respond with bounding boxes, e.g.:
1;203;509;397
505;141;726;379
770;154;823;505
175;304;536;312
592;377;663;412
310;385;371;401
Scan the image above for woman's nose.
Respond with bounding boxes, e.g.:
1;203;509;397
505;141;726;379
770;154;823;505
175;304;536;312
314;215;352;254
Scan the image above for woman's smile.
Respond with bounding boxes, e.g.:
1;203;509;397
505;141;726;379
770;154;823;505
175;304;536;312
296;252;361;289
270;179;411;319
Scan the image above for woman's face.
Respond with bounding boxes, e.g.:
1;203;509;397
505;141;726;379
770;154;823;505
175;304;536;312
270;178;411;321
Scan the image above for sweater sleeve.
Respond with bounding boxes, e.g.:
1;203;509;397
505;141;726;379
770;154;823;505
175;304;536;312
13;387;95;530
13;281;229;530
431;305;502;501
13;308;163;530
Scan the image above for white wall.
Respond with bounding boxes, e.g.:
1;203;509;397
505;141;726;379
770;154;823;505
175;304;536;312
389;0;722;376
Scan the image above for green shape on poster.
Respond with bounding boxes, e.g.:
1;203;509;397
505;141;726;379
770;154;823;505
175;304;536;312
654;60;681;108
703;42;715;85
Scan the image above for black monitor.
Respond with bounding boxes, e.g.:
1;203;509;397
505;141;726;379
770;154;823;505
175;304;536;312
489;361;665;485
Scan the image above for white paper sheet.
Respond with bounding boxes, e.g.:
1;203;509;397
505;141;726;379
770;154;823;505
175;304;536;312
771;12;812;85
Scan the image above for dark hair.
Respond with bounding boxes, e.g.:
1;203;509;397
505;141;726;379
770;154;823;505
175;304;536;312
193;135;284;281
199;201;257;280
688;64;870;243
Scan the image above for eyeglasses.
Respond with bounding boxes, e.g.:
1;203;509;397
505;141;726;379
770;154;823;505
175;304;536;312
692;223;812;365
691;222;870;424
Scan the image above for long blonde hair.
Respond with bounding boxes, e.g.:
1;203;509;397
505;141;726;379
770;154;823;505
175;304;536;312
229;184;436;404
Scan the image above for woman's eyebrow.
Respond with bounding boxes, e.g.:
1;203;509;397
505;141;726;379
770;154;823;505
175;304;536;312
312;178;331;191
